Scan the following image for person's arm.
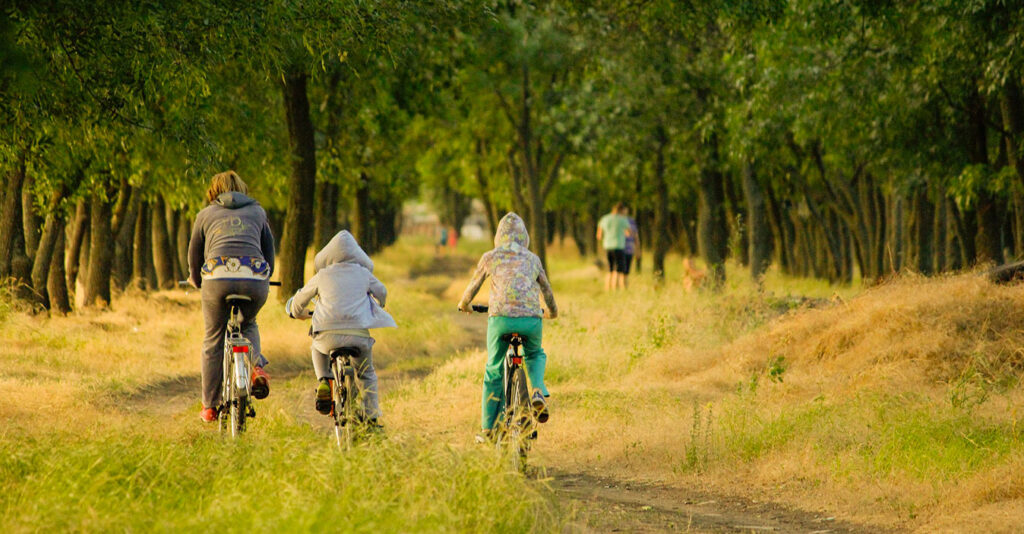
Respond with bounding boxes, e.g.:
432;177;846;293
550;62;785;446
288;273;319;318
457;255;490;311
260;214;275;276
187;212;205;288
368;272;388;307
537;265;558;319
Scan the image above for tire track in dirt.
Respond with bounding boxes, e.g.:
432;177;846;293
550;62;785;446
552;470;891;533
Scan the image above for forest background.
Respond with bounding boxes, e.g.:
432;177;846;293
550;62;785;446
2;0;1024;311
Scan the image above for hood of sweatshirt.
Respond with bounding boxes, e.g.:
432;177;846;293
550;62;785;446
314;230;374;273
494;212;530;250
214;192;257;209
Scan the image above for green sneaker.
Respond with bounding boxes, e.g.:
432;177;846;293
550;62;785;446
315;378;332;415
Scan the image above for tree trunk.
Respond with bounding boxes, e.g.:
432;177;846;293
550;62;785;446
112;189;140;289
0;156;26;277
47;230;70;314
915;184;935;274
176;210;190;281
742;160;772;281
352;173;374;253
21;173;41;262
935;194;948;272
65;199;88;295
132;202;149;289
313;181;339;249
1001;76;1024;191
279;69;318;301
30;196;65;306
652;126;670;278
82;192;114;307
697;133;728;286
723;169;748;266
164;204;182;280
475;138;499;237
150;196;176;290
967;85;1003;264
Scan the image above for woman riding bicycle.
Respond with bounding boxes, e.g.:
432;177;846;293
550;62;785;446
188;171;275;423
457;212;558;442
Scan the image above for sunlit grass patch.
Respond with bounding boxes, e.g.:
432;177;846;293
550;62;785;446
0;420;563;533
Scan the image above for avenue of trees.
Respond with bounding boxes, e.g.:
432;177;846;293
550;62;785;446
2;1;1024;313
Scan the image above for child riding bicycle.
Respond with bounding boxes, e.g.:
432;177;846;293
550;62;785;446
457;212;558;442
286;231;396;426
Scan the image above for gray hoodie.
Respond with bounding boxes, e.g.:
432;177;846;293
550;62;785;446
188;192;275;287
288;230;397;333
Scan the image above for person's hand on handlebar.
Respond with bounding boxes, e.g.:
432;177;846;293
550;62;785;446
456;301;470;313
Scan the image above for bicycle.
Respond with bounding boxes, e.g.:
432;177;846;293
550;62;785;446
181;280;279;438
469;304;537;471
288;302;374;450
326;346;362;450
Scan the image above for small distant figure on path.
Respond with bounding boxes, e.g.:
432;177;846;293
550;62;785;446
596;202;631;291
622;205;640;287
436;225;449;255
447;225;458;251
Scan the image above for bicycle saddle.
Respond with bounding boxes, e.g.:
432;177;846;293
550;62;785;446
500;333;525;344
329;347;361;359
225;294;252;305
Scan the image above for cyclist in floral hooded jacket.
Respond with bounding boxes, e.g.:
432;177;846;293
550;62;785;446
458;212;558;441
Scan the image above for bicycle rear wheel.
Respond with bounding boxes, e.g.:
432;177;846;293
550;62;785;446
332;362;353;450
229;353;247;437
231;395;247;437
506;367;531;471
219;353;231;435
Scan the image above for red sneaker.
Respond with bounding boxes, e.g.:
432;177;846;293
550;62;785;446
252;367;270;399
200;407;217;423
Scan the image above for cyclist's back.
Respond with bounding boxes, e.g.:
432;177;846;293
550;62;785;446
457;212;557;440
188;172;274;423
287;230;396;422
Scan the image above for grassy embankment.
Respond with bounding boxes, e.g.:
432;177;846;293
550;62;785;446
3;235;1024;532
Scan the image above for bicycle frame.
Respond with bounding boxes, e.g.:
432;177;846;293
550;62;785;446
220;301;255;437
328;348;361;449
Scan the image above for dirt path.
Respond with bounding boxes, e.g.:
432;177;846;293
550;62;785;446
553;471;888;533
125;255;889;533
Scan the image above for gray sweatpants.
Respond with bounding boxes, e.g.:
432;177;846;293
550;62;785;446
201;279;269;408
312;333;380;419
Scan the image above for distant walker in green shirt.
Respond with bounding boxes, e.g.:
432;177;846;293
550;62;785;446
596;202;632;291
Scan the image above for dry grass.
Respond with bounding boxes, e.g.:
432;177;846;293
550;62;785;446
3;236;1024;532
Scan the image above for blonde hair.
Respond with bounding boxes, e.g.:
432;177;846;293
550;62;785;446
206;170;248;203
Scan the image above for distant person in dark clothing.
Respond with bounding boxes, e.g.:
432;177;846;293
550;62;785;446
622;206;640;287
597;202;631;291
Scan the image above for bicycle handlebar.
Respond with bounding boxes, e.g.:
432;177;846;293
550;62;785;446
178;280;281;287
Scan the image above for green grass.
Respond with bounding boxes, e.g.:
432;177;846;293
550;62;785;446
705;392;1024;481
0;414;562;533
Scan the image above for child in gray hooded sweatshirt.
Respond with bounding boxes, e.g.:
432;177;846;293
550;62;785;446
287;231;396;422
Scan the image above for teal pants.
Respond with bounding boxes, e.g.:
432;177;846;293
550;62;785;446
482;316;548;430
